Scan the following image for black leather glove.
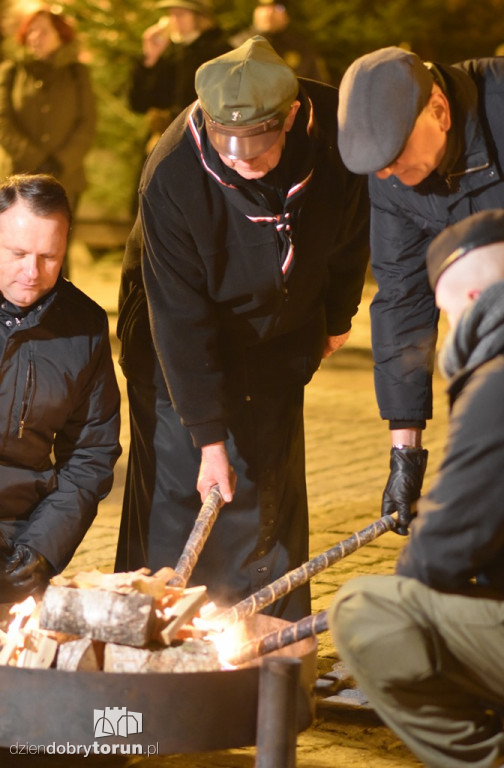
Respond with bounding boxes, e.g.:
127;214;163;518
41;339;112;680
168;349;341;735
381;447;428;535
0;544;54;603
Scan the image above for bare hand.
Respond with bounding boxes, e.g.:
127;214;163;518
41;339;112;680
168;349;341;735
197;442;236;504
322;330;351;358
142;19;171;67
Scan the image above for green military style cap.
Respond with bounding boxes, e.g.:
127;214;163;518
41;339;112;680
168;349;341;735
195;35;299;160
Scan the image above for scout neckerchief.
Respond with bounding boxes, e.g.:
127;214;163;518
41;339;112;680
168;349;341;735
186;89;316;279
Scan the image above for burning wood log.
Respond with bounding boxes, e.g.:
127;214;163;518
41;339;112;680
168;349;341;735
226;611;329;667
0;567;215;672
39;584;156;647
17;633;59;669
214;513;398;626
104;638;221;673
168;485;223;588
56;637;103;671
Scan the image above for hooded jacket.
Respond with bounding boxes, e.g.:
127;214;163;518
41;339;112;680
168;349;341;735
396;281;504;594
0;277;121;572
369;57;504;426
0;42;96;205
120;78;370;447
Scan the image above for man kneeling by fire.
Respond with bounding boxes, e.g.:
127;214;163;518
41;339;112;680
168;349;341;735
0;174;120;604
330;210;504;768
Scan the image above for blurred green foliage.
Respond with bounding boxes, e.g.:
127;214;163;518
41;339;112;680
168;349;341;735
10;0;503;219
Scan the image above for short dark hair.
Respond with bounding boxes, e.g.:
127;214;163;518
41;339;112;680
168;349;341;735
0;174;72;228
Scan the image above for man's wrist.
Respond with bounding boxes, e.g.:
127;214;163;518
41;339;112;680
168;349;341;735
390;427;423;449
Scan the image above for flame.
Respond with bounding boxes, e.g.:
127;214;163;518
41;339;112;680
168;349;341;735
191;616;247;669
7;596;37;634
0;596;38;665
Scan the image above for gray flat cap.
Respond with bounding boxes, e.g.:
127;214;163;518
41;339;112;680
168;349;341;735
426;209;504;289
337;47;434;174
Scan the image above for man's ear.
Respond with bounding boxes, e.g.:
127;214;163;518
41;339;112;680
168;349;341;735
430;89;451;132
284;100;301;133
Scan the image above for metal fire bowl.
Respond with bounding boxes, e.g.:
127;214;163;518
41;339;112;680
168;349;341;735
0;613;317;755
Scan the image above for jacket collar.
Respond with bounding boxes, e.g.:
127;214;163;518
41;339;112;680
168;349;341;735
0;278;60;331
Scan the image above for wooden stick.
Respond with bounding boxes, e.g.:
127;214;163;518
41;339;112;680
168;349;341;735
168;486;223;588
159;586;208;644
215;512;398;626
228;611;329;666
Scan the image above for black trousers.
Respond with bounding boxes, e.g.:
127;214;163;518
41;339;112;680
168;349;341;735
115;376;311;621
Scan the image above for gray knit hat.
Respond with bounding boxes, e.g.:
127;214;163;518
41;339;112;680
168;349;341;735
426;209;504;289
337;47;434;174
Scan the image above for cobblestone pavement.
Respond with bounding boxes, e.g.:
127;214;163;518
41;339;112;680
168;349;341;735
2;244;451;768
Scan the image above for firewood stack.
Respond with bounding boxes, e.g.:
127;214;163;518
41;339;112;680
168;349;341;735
0;567;221;673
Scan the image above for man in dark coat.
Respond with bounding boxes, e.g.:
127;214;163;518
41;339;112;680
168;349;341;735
330;209;504;768
0;173;121;603
336;46;504;535
116;36;369;620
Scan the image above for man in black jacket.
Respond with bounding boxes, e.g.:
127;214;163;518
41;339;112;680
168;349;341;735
330;209;504;768
116;36;369;619
0;173;121;603
336;46;504;535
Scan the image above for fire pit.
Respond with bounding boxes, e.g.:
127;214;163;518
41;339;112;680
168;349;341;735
0;612;316;755
0;500;395;757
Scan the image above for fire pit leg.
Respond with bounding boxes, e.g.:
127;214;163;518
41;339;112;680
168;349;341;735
255;657;301;768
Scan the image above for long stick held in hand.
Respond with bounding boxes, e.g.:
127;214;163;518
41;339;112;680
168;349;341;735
215;512;398;625
168;486;223;588
228;610;329;666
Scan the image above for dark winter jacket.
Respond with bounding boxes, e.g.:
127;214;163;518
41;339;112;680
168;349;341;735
396;282;504;593
126;78;369;447
0;43;96;207
0;277;121;572
369;57;504;427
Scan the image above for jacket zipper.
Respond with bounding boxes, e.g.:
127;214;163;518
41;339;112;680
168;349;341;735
18;360;33;438
445;162;491;190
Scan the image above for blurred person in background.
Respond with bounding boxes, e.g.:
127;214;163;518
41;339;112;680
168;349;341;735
231;0;330;83
128;0;231;195
0;5;96;277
